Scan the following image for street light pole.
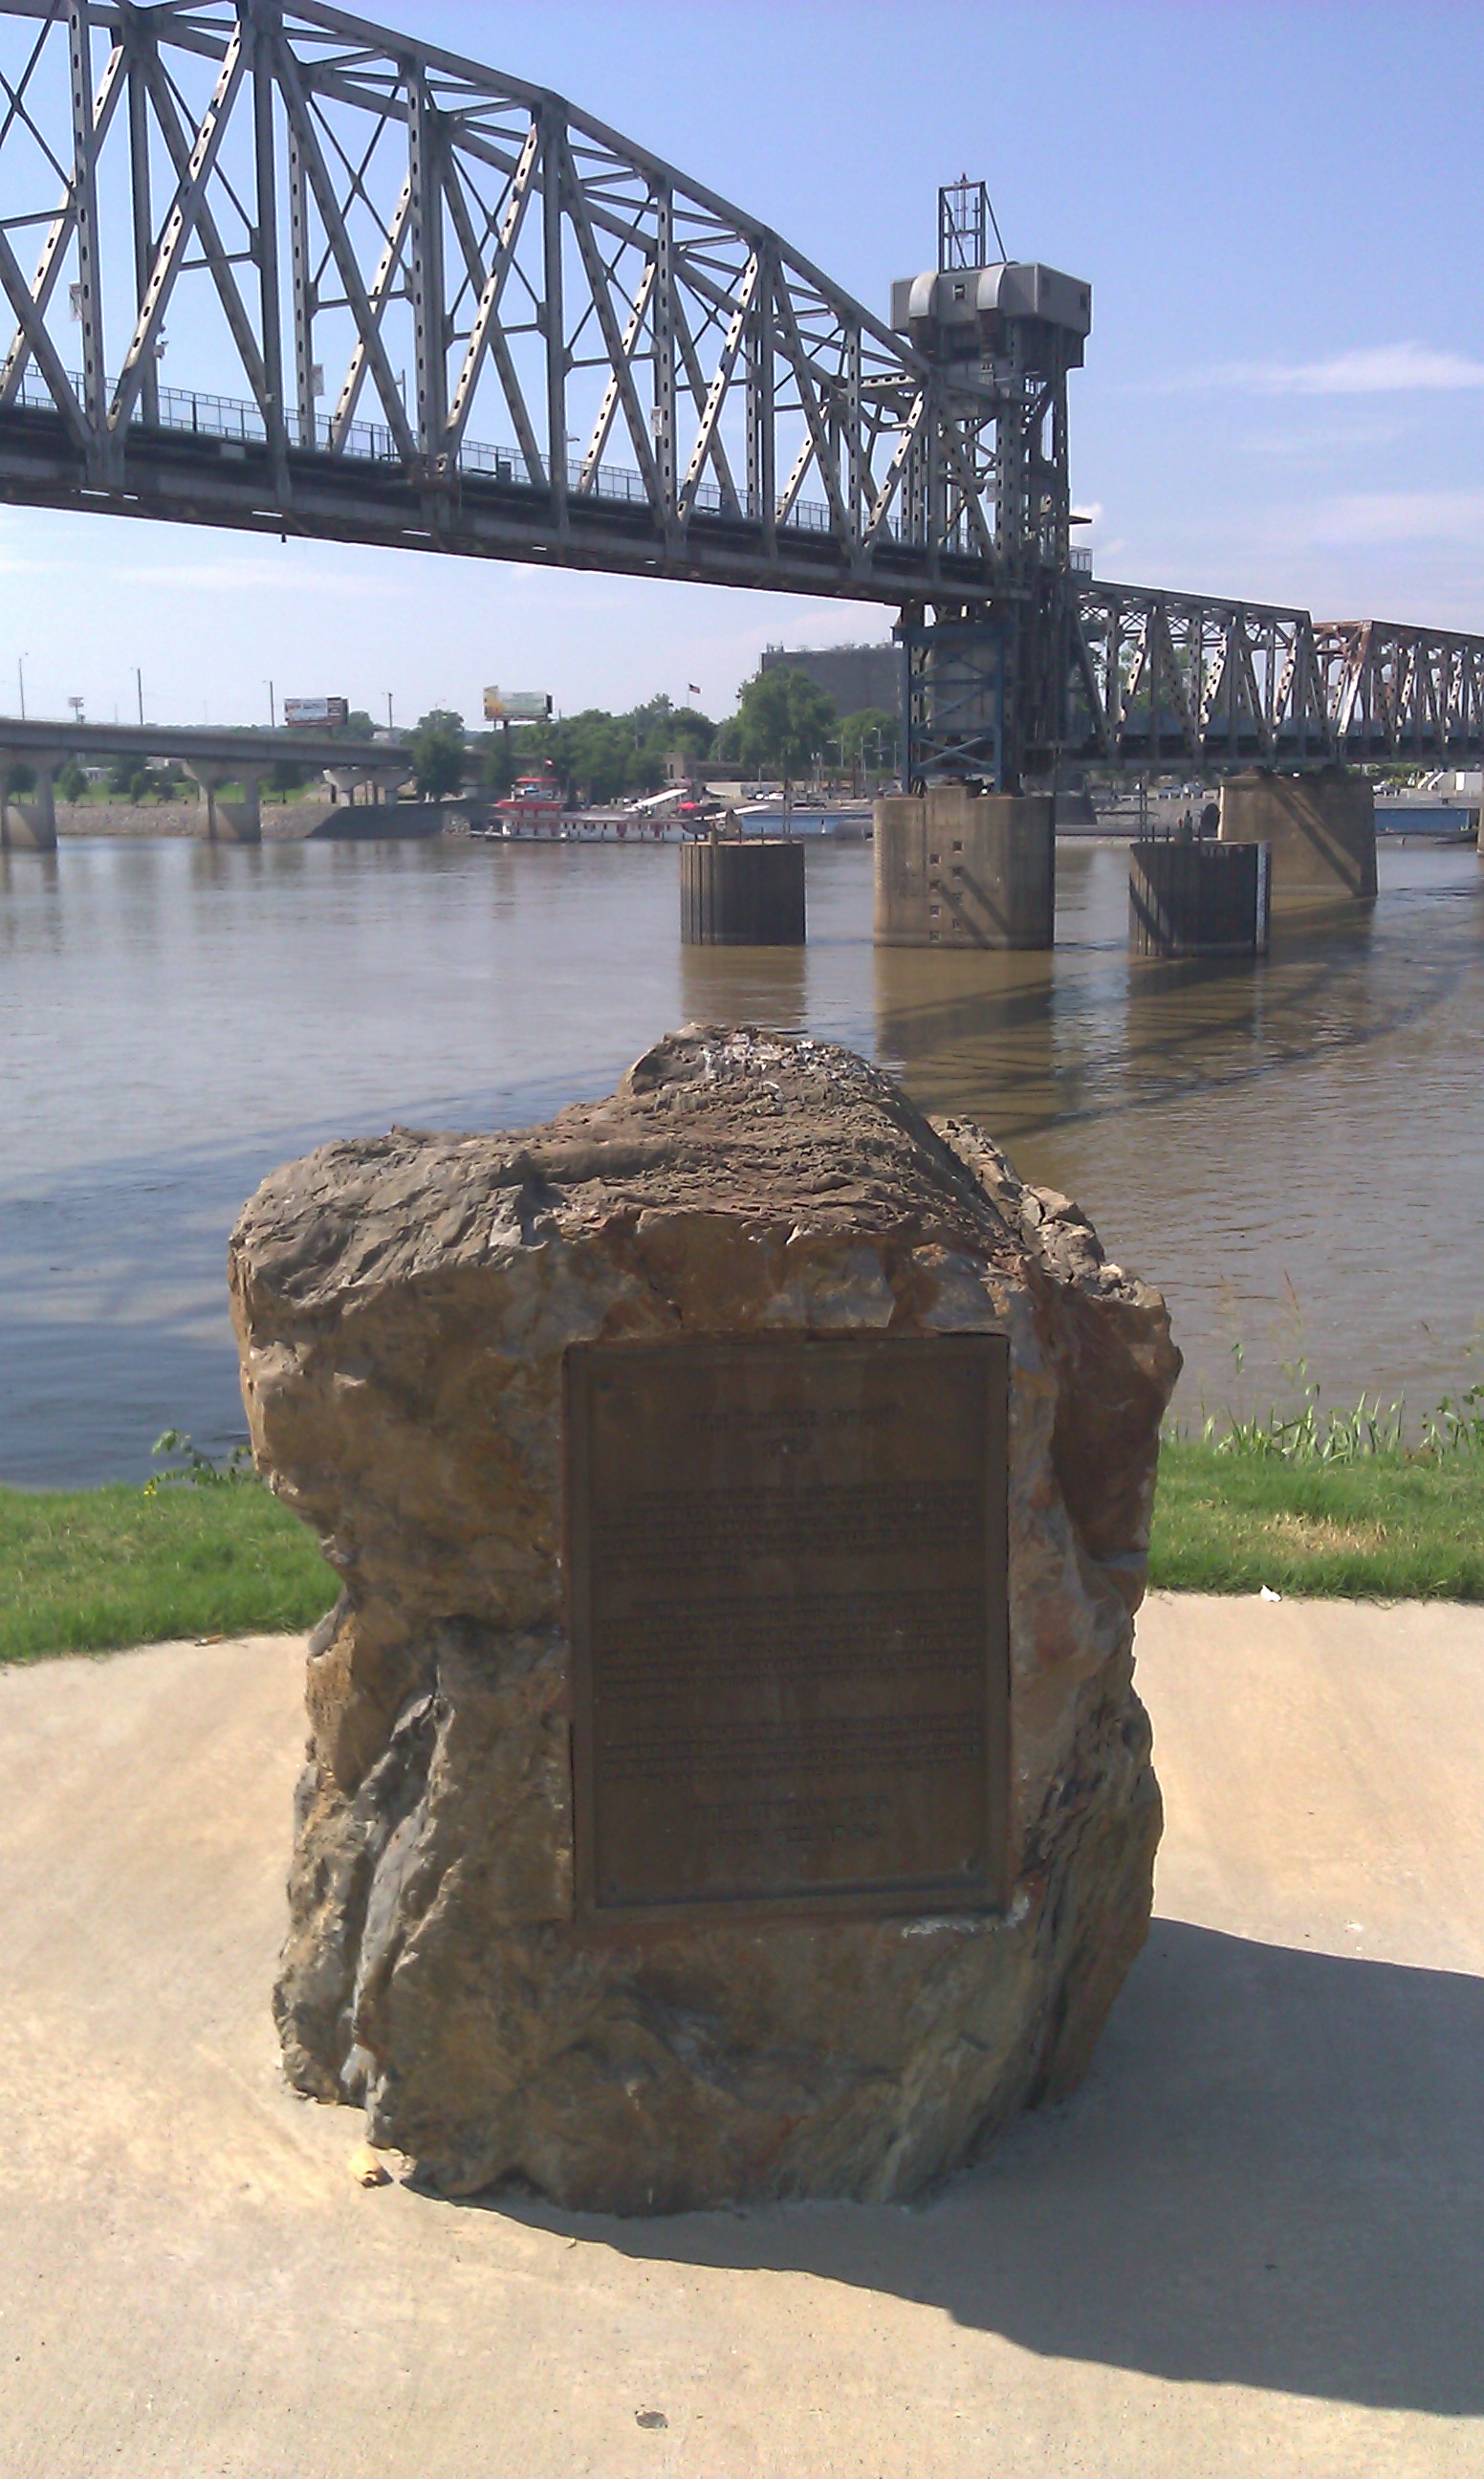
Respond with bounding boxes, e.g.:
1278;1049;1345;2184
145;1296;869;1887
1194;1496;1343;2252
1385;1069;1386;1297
17;653;27;719
266;679;276;729
135;667;144;727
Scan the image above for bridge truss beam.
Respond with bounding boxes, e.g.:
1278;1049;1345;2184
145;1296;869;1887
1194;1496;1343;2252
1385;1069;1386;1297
0;0;1025;607
3;4;1484;777
1063;582;1484;771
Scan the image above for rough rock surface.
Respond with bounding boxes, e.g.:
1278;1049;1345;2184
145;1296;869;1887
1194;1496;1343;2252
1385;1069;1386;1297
229;1026;1180;2211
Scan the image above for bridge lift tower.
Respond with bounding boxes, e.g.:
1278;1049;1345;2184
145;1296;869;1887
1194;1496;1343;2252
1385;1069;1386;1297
893;180;1091;791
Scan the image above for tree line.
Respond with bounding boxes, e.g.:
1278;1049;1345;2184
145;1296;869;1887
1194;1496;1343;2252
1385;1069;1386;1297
33;664;900;808
406;667;899;803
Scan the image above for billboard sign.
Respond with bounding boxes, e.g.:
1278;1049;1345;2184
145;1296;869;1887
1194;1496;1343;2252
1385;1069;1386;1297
484;687;551;721
283;696;349;729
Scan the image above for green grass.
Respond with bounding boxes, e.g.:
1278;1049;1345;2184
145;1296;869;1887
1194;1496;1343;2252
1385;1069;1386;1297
1150;1439;1484;1600
0;1481;336;1665
4;1428;1483;1669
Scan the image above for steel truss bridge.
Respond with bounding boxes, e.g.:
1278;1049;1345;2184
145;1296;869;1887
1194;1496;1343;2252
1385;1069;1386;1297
1;1;1482;786
1066;595;1484;772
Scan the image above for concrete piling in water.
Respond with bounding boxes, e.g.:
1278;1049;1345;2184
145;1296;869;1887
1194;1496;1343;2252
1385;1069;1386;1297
0;754;60;851
322;759;417;815
680;838;806;945
874;786;1055;949
1129;839;1271;956
1218;771;1377;903
185;761;266;845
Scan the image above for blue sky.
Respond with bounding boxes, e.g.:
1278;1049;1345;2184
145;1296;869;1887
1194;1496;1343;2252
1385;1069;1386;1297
4;0;1482;730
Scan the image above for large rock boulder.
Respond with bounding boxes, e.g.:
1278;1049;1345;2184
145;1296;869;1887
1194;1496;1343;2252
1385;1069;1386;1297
229;1027;1179;2210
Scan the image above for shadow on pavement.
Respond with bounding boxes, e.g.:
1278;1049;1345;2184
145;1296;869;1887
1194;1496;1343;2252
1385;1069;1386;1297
498;1920;1484;2416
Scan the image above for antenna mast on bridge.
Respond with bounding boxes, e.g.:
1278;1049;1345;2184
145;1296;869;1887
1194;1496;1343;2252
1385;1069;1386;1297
938;177;1007;274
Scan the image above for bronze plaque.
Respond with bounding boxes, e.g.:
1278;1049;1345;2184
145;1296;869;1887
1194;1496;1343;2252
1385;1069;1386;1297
565;1334;1008;1920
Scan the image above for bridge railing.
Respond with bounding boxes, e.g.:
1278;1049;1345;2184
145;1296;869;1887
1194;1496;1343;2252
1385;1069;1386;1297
6;358;992;555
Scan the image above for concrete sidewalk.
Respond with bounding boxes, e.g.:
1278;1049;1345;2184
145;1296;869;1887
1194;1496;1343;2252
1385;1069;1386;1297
1;1593;1481;2478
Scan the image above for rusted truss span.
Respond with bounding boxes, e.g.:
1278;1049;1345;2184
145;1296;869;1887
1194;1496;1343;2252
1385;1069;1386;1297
1069;584;1484;768
0;0;1034;605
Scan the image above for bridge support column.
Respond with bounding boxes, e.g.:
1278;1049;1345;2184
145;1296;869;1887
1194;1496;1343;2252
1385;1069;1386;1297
680;838;806;945
325;762;415;802
186;761;264;845
874;785;1054;949
1218;770;1376;902
313;760;421;836
899;609;1009;791
1130;839;1270;955
0;755;59;851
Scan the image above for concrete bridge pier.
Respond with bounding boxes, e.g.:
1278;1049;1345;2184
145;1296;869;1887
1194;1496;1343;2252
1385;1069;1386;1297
323;760;415;808
0;752;62;851
1130;839;1271;955
186;761;265;845
874;785;1055;948
1218;770;1377;903
681;838;806;944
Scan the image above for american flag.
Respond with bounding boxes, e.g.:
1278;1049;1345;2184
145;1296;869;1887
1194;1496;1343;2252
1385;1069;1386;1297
687;683;700;698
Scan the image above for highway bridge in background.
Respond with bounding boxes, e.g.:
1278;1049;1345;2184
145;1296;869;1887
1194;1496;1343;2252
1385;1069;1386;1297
0;708;408;840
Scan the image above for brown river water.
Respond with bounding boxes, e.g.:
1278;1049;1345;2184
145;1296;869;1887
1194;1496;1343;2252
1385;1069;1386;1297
2;833;1481;1484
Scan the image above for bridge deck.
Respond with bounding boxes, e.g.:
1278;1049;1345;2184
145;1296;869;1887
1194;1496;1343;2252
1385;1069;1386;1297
0;713;401;773
0;387;1004;609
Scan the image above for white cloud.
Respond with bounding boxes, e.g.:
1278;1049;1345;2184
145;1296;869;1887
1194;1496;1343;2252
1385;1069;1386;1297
1292;490;1484;549
1233;417;1408;462
1165;340;1484;397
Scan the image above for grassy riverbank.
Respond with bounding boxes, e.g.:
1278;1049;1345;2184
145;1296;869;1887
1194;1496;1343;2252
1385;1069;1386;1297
3;1436;1482;1664
0;1481;335;1665
1150;1442;1484;1599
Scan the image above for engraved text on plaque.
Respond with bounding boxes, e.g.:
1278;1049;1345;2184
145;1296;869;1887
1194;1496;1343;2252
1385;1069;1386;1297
565;1335;1008;1919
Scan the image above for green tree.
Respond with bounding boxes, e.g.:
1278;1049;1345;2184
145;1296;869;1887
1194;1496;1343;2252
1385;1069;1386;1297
268;758;309;800
408;709;468;800
525;708;657;804
630;746;668;797
478;730;513;796
665;706;716;761
623;691;673;746
343;710;378;741
560;710;642;803
624;693;715;761
476;693;718;806
56;757;88;802
839;707;898;787
731;667;837;787
106;755;178;802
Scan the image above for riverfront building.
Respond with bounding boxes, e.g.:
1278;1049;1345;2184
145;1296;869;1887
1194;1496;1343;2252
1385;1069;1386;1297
759;641;899;719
